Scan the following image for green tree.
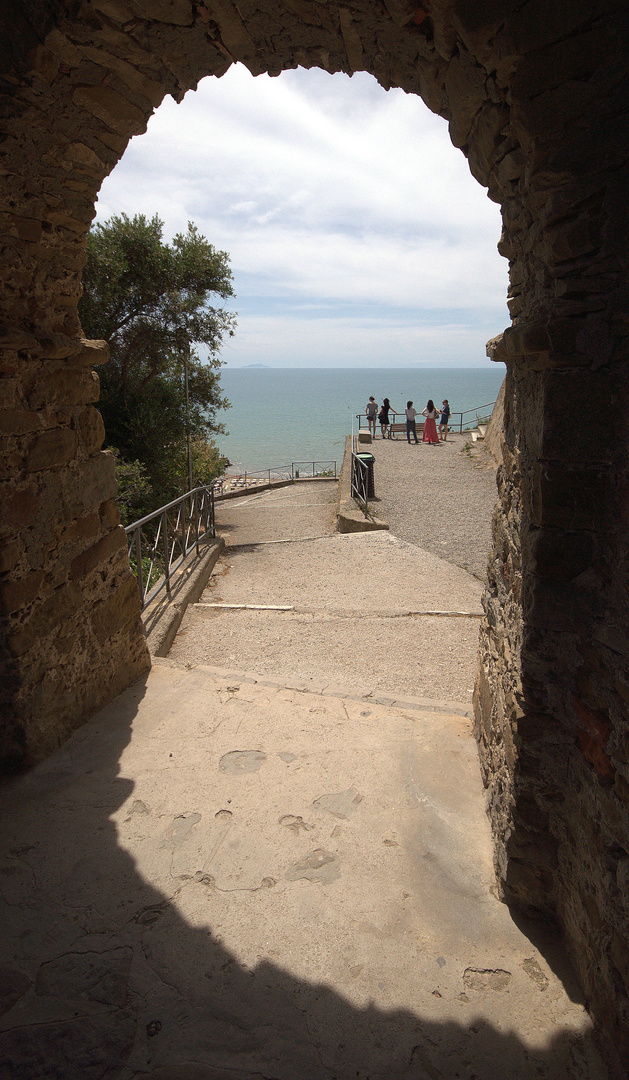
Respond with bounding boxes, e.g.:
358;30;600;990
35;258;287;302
79;212;235;509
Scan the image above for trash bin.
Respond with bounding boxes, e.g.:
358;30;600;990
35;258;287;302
355;452;375;498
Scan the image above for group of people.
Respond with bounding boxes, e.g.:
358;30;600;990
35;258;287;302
365;396;451;444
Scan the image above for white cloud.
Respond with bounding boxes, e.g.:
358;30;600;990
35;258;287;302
96;64;509;368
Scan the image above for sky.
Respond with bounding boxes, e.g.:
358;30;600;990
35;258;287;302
95;64;509;369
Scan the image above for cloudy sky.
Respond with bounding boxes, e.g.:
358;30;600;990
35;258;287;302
95;64;509;369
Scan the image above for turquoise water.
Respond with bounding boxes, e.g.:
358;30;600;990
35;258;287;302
217;366;505;474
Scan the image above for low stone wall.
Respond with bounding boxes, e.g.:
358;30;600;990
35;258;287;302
337;436;388;534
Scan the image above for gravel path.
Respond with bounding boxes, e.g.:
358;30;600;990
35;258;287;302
366;431;498;580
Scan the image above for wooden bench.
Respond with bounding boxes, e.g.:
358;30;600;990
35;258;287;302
387;421;425;439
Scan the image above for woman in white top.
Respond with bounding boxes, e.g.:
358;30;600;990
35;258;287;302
421;399;440;444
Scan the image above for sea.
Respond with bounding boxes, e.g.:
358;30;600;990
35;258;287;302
217;366;506;475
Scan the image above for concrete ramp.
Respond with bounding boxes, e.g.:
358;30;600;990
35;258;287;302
0;662;604;1079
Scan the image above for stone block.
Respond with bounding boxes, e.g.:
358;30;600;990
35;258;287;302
57;512;100;547
0;483;41;535
90;575;142;645
0;539;21;574
74;339;109;368
0;409;43;436
64;454;117;517
531;464;613;531
72;85;148;137
524;527;594;581
0;380;18;409
78;45;165;108
64;141;105;170
501;322;550;357
76;407;106;455
445;50;487;149
25;429;78;473
13;583;84;655
127;0;193;23
69;527;127;581
35;335;81;361
100;499;121;528
0;570;45;616
467;103;509;187
572;695;614;779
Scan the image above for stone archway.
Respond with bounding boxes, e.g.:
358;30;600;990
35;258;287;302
1;1;628;1067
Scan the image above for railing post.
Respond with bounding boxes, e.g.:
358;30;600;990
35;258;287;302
162;509;171;599
194;490;201;556
134;528;144;607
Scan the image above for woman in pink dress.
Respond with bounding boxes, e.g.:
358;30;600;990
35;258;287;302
421;399;440;444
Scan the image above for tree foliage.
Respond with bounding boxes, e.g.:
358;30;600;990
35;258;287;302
79;212;235;514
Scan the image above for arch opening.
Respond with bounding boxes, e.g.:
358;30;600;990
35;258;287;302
1;3;628;1067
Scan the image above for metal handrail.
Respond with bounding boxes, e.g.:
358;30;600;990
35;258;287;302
213;460;337;491
449;401;496;433
125;485;215;611
355;401;496;434
351;451;369;512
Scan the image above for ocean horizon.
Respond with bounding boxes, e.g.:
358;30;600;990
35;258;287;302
217;365;505;474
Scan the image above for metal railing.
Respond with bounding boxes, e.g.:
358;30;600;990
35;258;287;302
355;401;496;435
125;486;215;611
449;401;496;433
214;460;337;492
351;451;369;511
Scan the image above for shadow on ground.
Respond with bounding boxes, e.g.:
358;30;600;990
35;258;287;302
0;675;607;1080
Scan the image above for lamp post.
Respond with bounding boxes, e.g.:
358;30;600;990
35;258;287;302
183;345;193;494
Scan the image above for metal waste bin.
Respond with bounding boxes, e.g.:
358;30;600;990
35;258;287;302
355;452;375;498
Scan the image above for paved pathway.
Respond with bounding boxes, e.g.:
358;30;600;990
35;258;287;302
0;452;607;1079
366;431;499;581
170;482;484;702
0;664;604;1079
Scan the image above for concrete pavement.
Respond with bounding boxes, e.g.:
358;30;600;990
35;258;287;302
0;663;605;1079
0;469;608;1078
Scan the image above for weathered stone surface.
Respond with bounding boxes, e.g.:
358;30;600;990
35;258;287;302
0;483;41;535
90;575;142;644
76;406;106;455
25;428;78;473
0;569;45;616
0;408;43;435
72;84;148;137
69;527;127;581
29;368;100;409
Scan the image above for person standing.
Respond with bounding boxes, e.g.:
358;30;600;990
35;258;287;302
422;399;440;444
365;396;378;436
439;399;451;441
378;397;396;438
405;401;418;443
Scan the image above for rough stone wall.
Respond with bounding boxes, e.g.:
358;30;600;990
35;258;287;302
1;0;628;1067
470;9;629;1070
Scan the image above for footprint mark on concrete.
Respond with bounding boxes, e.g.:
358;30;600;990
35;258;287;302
522;957;549;991
312;787;363;819
285;848;340;885
163;812;201;845
462;967;512;991
219;750;267;774
280;814;315;834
